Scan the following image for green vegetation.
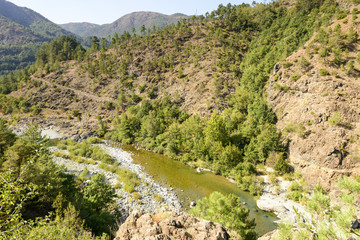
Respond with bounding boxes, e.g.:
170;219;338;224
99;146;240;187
57;139;114;164
328;111;342;126
190;192;256;239
275;178;360;239
0;120;119;238
319;68;330;76
0;0;341;195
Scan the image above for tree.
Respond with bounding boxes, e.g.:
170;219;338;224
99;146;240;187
204;113;229;146
90;36;100;52
189;192;256;239
0;118;16;160
83;174;115;212
295;0;323;12
140;25;146;36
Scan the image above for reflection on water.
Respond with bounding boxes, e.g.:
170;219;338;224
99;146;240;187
120;144;277;236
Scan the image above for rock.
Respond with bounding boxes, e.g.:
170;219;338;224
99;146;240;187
80;131;97;140
190;201;197;208
268;45;360;189
258;230;279;240
115;211;230;240
71;134;81;142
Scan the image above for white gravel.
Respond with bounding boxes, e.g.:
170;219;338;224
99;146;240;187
257;175;311;225
50;142;182;220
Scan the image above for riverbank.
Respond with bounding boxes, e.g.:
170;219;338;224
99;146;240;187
50;142;182;221
257;174;311;225
11;125;281;235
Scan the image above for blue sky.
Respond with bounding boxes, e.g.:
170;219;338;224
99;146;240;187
7;0;254;25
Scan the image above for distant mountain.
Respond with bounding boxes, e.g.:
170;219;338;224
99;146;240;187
0;0;69;38
60;11;187;38
0;0;72;75
58;22;99;37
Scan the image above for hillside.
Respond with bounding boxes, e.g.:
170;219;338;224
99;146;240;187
0;0;337;186
0;0;72;75
268;5;360;189
60;11;187;38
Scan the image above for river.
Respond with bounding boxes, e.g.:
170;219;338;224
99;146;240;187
120;144;277;236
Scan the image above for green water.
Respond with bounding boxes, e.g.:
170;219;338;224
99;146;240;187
120;145;277;236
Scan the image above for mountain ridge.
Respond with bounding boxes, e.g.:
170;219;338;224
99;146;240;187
0;0;73;75
60;11;187;37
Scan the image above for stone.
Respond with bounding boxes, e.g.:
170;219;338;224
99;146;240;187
115;211;230;240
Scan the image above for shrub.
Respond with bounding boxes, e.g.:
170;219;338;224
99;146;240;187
154;194;163;202
283;62;293;68
319;68;329;76
290;73;301;81
132;192;141;200
328;111;342;126
123;183;135;193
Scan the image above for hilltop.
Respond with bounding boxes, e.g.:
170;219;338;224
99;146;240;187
0;0;72;75
60;12;187;38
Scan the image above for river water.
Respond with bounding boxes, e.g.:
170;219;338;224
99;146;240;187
120;145;277;236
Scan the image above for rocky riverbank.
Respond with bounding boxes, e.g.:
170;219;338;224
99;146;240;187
257;175;311;225
50;141;182;221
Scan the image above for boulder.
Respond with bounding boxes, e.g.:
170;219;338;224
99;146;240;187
114;211;230;240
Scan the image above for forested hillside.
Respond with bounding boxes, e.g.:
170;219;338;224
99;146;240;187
60;12;187;38
0;0;342;193
0;0;72;75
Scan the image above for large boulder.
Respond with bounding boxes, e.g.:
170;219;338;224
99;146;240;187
114;211;230;240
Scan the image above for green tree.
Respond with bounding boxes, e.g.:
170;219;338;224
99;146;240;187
204;113;229;146
0;118;16;159
83;174;115;212
140;25;146;36
90;36;100;52
189;192;256;239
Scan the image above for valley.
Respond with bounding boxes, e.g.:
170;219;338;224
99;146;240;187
2;0;360;239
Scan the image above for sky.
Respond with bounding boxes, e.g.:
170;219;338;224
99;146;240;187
6;0;254;25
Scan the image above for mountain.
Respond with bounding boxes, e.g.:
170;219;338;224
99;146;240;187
0;0;72;75
0;0;69;38
58;22;99;37
60;11;187;38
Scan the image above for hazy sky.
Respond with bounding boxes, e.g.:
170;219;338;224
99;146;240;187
6;0;254;25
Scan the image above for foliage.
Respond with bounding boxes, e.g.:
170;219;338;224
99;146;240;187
328;111;342;126
83;174;116;212
35;35;85;69
189;192;257;239
0;121;118;238
276;177;360;239
58;139;114;164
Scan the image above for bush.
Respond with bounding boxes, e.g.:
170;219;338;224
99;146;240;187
283;62;293;68
132;192;141;200
328;111;342;126
123;183;135;193
154;194;163;202
319;68;329;76
290;73;301;81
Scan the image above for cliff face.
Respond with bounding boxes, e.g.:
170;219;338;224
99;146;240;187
114;211;230;240
268;8;360;188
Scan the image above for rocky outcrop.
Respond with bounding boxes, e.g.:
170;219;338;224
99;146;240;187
267;12;360;189
114;211;230;240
